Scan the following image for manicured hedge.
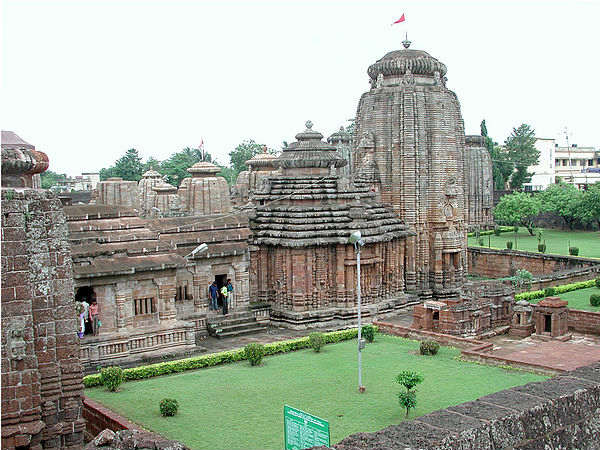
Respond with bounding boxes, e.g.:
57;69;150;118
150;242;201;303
83;327;374;388
467;226;514;238
515;279;597;302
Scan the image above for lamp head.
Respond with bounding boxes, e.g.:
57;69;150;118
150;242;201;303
348;230;364;246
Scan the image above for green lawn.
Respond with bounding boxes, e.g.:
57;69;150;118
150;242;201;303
86;335;546;450
528;286;600;312
469;228;600;258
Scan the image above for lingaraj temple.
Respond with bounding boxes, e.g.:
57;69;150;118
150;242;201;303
0;40;510;450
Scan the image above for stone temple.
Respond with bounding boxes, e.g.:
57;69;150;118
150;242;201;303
353;39;468;300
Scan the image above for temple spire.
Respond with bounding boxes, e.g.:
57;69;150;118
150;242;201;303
402;32;411;49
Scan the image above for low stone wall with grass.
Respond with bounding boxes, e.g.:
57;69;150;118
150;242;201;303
82;397;141;441
332;362;600;450
468;246;599;278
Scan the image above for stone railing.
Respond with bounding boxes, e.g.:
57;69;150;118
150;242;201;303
249;303;271;323
80;323;195;367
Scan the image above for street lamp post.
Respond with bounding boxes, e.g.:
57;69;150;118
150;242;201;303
348;230;365;393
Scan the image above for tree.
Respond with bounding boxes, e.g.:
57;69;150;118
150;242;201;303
538;182;583;230
160;147;213;186
395;371;424;418
493;191;541;235
504;124;540;190
229;139;263;176
481;120;514;190
40;170;67;189
578;183;600;229
99;148;145;181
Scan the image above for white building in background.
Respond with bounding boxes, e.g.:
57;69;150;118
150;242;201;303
525;139;600;191
554;145;600;189
524;138;556;191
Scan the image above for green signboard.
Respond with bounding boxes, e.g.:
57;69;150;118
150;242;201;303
284;405;330;450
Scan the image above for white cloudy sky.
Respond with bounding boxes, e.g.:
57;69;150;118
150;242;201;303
2;0;599;176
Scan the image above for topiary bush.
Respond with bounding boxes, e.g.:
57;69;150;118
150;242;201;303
569;246;579;256
590;294;600;307
478;238;484;246
513;226;519;233
308;332;325;352
395;370;424;418
494;227;501;236
159;398;179;417
100;366;124;392
244;343;265;366
506;241;513;249
361;324;375;343
596;277;600;288
543;287;556;297
538;243;546;253
419;340;440;356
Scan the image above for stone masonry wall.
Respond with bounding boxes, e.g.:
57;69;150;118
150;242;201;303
331;362;600;450
468;247;599;278
1;189;84;450
568;309;600;335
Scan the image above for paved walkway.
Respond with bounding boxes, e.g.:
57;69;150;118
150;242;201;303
486;333;600;372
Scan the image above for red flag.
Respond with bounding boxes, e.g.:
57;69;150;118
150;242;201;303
392;14;405;25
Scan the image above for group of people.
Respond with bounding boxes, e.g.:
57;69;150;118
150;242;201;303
208;279;233;315
77;299;100;338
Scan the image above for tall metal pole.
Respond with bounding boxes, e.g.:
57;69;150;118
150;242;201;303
356;243;364;392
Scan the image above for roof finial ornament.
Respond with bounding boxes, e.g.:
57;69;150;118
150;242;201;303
402;32;411;49
305;120;313;130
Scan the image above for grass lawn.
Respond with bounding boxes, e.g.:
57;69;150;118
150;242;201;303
468;228;600;258
528;286;600;312
86;335;546;450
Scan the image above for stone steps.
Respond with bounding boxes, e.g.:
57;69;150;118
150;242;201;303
207;312;267;339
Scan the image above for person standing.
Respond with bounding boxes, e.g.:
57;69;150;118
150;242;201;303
89;300;100;336
220;284;229;315
226;278;234;309
209;281;218;311
81;299;90;334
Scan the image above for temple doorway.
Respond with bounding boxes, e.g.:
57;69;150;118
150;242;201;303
544;314;552;333
215;274;227;308
75;286;96;335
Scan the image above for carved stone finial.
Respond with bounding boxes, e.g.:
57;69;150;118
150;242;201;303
402;33;411;49
305;120;313;130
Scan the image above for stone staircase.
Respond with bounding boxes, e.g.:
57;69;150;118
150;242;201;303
207;310;268;339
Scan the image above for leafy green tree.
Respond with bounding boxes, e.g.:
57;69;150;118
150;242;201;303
493;191;541;235
578;183;600;229
143;157;162;173
538;182;583;230
504;124;540;190
160;147;213;186
481;120;513;190
99;148;145;181
40;170;67;189
229;140;263;176
395;371;424;418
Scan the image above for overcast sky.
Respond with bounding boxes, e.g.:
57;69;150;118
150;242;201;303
2;0;599;176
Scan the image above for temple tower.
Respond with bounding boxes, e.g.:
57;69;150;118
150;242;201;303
327;127;353;179
353;40;467;299
232;146;278;206
464;135;494;229
186;161;232;216
138;168;163;216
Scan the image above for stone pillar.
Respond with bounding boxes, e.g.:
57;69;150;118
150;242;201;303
233;261;250;309
1;140;84;450
114;286;133;329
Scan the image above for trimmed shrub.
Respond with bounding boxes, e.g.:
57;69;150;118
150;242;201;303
159;398;179;417
494;227;501;236
515;279;596;303
361;324;375;343
396;371;424;418
569;246;579;256
419;340;440;356
538;243;546;253
513;226;519;233
478;238;485;246
398;391;417;418
99;366;124;392
596;277;600;289
543;287;556;297
244;343;265;366
82;327;376;387
506;241;513;249
590;294;600;307
308;332;325;352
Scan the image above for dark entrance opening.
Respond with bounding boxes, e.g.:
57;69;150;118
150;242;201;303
75;286;95;335
544;314;552;333
432;311;439;321
215;274;227;308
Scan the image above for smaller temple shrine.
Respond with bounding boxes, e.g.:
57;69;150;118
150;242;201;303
532;296;570;340
248;121;416;328
232;145;278;206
